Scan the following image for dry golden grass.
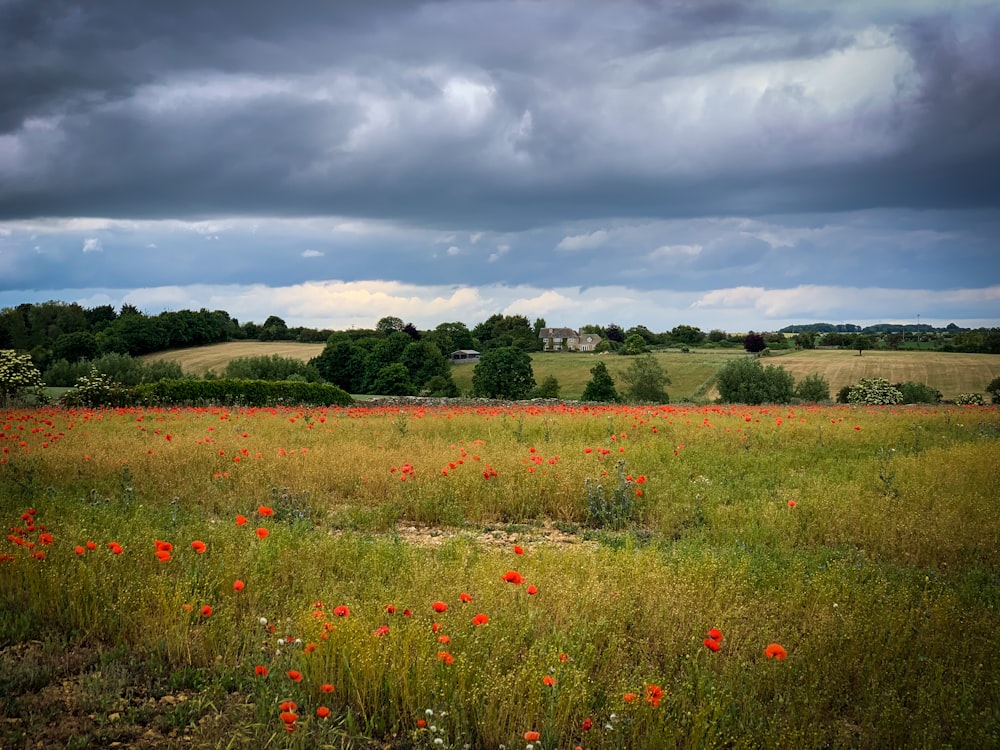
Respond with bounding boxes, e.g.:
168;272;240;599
143;341;326;376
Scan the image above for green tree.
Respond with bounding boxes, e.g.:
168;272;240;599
400;340;449;390
670;325;704;346
743;332;767;354
623;333;647;355
581;361;621;403
0;349;45;406
224;354;322;382
471;347;535;399
987;377;1000;404
309;339;368;393
531;374;561;399
376;316;405;335
794;372;830;403
619;354;670;404
370;363;416;396
794;331;816;349
716;357;794;404
855;334;873;356
707;329;727;343
604;324;625;343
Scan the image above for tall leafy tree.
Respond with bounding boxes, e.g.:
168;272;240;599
471;347;535;399
620;354;670;403
581;361;621;402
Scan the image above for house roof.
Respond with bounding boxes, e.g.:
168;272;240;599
539;327;578;338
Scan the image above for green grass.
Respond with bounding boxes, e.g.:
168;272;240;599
2;403;999;748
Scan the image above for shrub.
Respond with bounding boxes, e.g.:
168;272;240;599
847;377;903;405
794;372;831;403
62;369;135;408
0;350;45;406
581;361;621;403
836;385;852;404
956;393;985;405
743;332;766;353
134;379;353;406
223;354;322;382
894;381;942;404
43;353;184;387
530;374;561;399
585;459;639;530
422;374;460;398
619;354;670;404
716;357;794;404
987;377;1000;404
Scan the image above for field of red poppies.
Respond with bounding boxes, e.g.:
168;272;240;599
2;402;999;748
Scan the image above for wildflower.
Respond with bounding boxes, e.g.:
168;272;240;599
190;540;207;554
287;669;303;682
155;540;173;552
645;684;663;707
472;613;489;626
514;545;524;555
155;550;172;562
373;625;390;637
303;642;316;654
86;541;97;550
543;675;556;686
527;585;538;595
433;600;449;613
255;527;269;539
182;604;193;613
438;635;451;644
316;706;331;718
333;605;350;617
404;609;412;616
788;500;797;507
502;570;525;585
765;643;788;660
200;605;212;618
624;692;638;703
108;542;123;554
582;717;592;732
703;638;721;652
417;719;427;728
437;651;454;665
279;701;297;711
432;622;443;633
235;514;248;526
279;710;297;731
233;579;245;591
38;533;53;546
32;550;45;560
320;683;335;693
706;628;723;642
254;665;269;677
385;605;396;614
559;653;568;662
524;731;540;741
258;505;274;516
75;545;85;556
459;592;473;603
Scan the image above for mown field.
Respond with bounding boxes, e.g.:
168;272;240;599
145;342;326;377
2;402;999;749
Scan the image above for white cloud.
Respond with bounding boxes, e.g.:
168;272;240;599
648;244;702;260
82;238;102;253
447;245;462;256
301;249;324;258
488;244;510;263
556;230;608;251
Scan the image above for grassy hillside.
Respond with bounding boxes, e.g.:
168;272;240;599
146;342;1000;401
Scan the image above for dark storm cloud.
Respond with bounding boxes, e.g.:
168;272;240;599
2;0;998;229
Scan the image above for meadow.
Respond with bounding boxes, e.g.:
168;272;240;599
2;402;999;749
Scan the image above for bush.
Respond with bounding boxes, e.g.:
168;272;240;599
836;385;852;404
847;377;903;405
794;372;831;403
422;374;460;398
619;354;670;404
956;393;985;405
530;374;561;399
585;459;639;530
894;381;942;404
223;354;322;382
0;350;45;406
62;369;135;408
987;377;1000;404
43;353;184;387
134;379;353;407
581;361;621;403
716;357;794;404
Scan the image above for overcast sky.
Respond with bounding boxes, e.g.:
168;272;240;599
1;0;997;332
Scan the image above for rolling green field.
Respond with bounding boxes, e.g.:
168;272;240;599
2;402;999;748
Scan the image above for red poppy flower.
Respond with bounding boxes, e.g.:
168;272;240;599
155;540;173;552
432;622;442;633
582;717;592;732
524;731;540;741
320;683;334;693
527;585;538;595
502;570;525;585
437;651;454;665
233;579;245;591
432;601;448;613
38;533;53;546
235;514;248;526
373;625;389;637
703;638;721;652
438;635;451;644
86;541;97;550
645;684;663;707
333;605;350;617
417;719;427;728
471;613;489;626
155;550;172;562
190;540;206;554
788;500;797;507
385;604;396;614
287;669;303;682
74;545;85;555
624;692;638;703
316;706;331;718
459;592;473;603
706;628;723;642
255;527;269;539
258;505;274;516
279;710;297;727
765;643;788;660
200;605;212;618
542;675;556;686
514;545;524;555
279;701;297;711
254;665;269;677
108;542;123;554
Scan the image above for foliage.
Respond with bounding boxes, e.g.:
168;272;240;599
471;346;536;399
0;349;45;406
530;374;561;399
955;392;985;405
855;334;874;355
581;361;622;402
836;384;852;404
716;356;794;404
670;324;705;345
604;323;625;342
794;372;831;403
376;316;405;334
310;339;368;393
619;354;670;404
471;314;540;352
988;376;1000;404
62;368;135;408
743;332;767;353
585;459;640;530
134;378;353;406
223;354;322;382
43;353;184;387
894;381;942;404
421;374;460;397
847;377;903;405
623;333;648;355
370;363;416;396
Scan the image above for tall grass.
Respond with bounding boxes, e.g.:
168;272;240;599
2;403;999;748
